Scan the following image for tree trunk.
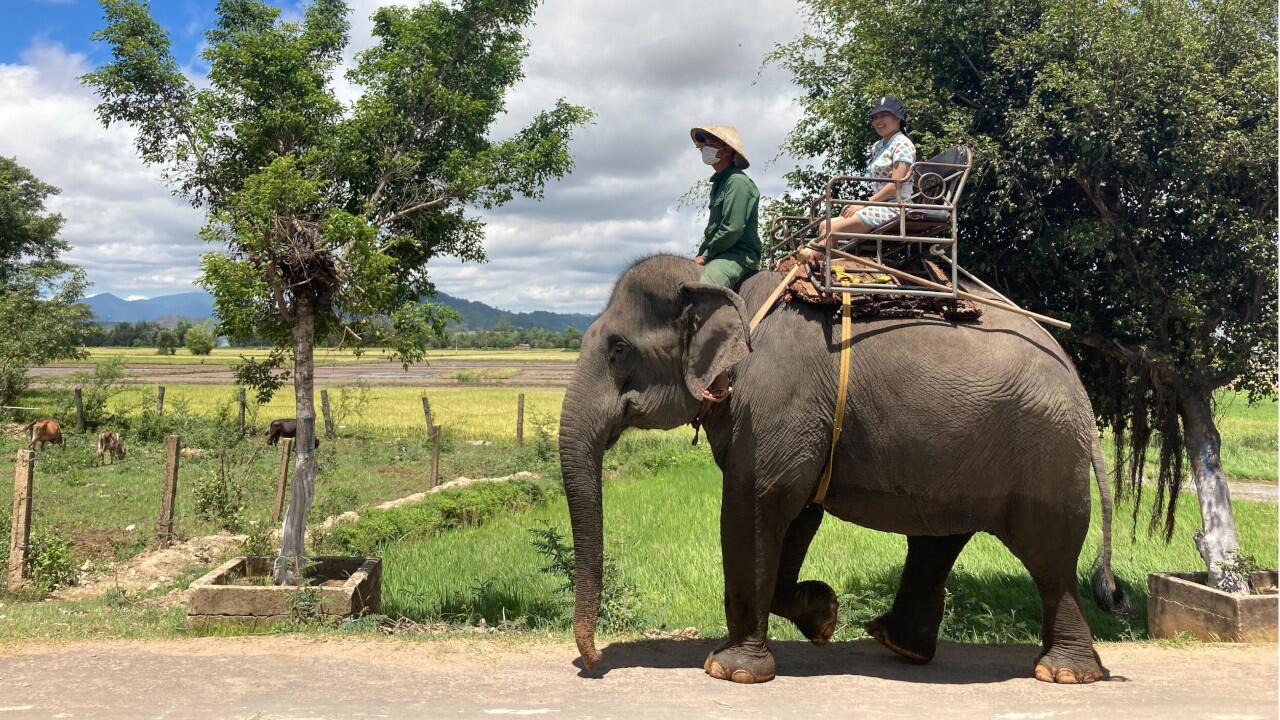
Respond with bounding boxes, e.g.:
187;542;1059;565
1179;387;1248;593
273;294;318;585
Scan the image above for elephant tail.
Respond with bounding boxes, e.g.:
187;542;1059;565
1089;432;1132;616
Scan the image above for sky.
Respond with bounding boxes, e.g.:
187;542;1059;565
0;0;810;314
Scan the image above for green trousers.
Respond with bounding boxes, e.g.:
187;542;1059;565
699;257;753;289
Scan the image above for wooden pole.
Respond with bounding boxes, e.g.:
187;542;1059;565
155;386;166;416
812;245;1072;329
320;389;335;440
73;387;85;432
272;437;293;523
7;450;34;592
421;395;434;436
516;393;525;447
429;426;441;488
157;435;181;548
237;387;246;436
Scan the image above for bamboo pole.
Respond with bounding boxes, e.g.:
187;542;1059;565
811;244;1072;329
749;264;802;332
272;438;293;523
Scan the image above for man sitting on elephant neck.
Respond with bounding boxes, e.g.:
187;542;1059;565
690;125;761;400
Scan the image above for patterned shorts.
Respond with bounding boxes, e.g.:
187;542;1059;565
853;205;899;229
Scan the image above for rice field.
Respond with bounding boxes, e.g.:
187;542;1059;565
93;384;562;442
69;347;579;366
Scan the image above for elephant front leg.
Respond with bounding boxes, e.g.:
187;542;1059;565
771;503;839;645
704;479;792;684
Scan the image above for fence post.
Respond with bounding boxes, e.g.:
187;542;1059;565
7;450;34;592
74;387;85;432
429;426;441;488
155;386;166;417
320;389;335;440
271;437;293;523
237;387;246;436
157;435;181;548
516;393;525;447
421;395;434;436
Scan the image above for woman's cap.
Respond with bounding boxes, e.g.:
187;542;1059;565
689;125;750;169
868;96;906;121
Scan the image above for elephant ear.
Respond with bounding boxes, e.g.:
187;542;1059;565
679;281;752;399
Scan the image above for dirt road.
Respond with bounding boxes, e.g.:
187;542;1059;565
0;637;1273;719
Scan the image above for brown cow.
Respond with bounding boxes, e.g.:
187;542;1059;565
97;431;126;465
24;419;64;451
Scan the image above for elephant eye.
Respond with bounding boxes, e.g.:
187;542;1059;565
608;337;630;359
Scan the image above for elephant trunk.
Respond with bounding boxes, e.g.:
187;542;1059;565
559;371;612;670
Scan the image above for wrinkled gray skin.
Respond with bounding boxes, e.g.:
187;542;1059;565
560;255;1126;685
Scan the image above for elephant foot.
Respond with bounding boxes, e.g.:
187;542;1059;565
1033;649;1106;684
704;642;775;684
865;612;936;664
779;580;840;646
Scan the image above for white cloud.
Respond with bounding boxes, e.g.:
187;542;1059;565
2;1;809;315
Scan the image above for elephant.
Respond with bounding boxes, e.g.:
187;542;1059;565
559;254;1130;685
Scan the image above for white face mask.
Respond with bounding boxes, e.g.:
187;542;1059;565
700;145;724;166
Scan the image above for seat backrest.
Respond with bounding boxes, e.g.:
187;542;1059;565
911;146;970;206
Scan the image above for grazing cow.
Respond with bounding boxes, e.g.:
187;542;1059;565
266;418;320;449
24;419;65;451
97;431;126;465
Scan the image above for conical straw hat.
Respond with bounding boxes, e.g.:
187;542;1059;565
690;125;750;169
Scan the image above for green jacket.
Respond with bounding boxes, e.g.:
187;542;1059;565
697;167;761;265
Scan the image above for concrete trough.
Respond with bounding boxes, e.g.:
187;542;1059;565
187;556;381;629
1147;570;1277;642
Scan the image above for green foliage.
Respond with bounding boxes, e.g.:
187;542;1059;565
239;519;275;557
192;451;249;532
775;0;1277;536
85;0;593;412
311;485;359;524
330;479;547;556
285;584;325;625
528;522;647;633
231;348;290;405
155;330;178;355
0;157;92;407
27;527;78;595
183;326;215;356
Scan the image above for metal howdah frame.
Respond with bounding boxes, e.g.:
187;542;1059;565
765;147;973;300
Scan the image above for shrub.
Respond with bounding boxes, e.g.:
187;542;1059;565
528;522;646;633
156;330;178;355
331;480;547;555
192;452;248;532
239;519;275;556
27;527;78;594
184;326;215;355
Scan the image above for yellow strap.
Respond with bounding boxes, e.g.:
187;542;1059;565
813;292;852;505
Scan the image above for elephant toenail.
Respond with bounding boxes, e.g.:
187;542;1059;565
730;669;755;683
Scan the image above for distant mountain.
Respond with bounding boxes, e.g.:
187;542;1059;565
84;292;216;323
435;292;595;332
83;290;596;331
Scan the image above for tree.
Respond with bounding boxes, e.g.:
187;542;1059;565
0;157;92;406
155;330;178;355
184;326;215;355
774;0;1276;590
85;0;592;580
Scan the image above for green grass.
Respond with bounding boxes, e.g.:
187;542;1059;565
381;433;1277;643
64;347;579;366
0;426;556;564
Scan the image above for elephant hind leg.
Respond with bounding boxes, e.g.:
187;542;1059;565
770;503;839;645
1001;510;1107;684
867;533;972;664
